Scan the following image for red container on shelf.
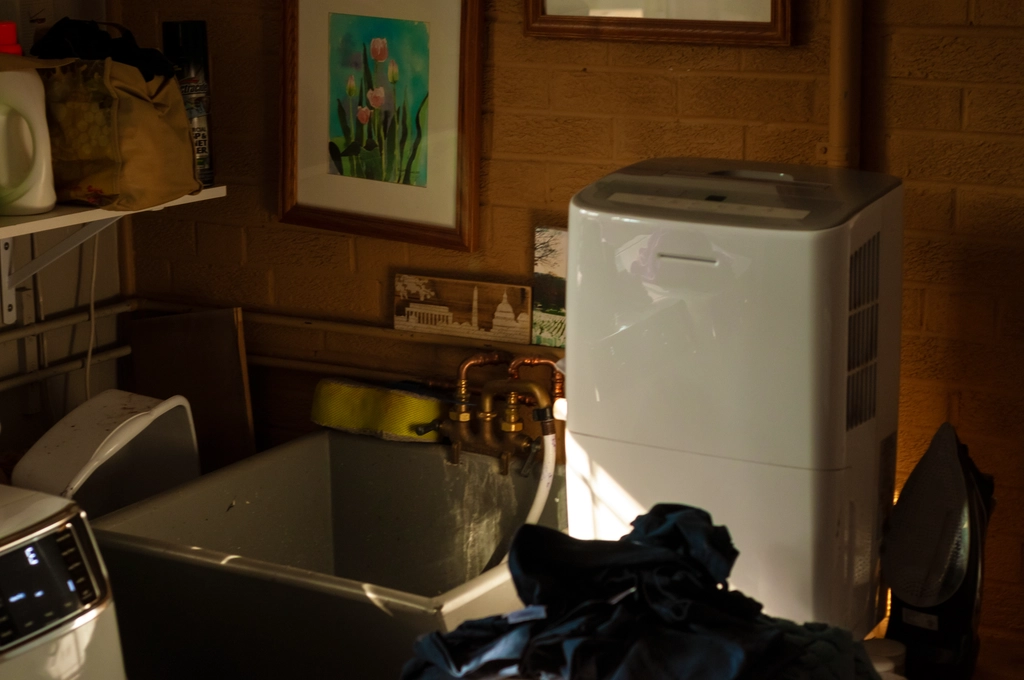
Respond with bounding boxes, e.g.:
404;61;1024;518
0;21;23;55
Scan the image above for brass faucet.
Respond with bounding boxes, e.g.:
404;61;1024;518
416;354;559;474
508;356;564;399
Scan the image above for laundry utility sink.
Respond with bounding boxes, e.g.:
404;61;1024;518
92;430;563;679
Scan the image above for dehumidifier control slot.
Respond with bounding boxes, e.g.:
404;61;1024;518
658;253;718;266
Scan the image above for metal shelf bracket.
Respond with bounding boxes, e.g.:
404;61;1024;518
0;215;122;326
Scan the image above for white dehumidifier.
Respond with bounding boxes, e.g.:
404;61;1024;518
565;157;902;636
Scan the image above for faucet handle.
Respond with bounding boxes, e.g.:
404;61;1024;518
413;419;442;437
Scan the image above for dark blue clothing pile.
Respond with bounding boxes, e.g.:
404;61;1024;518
402;504;881;680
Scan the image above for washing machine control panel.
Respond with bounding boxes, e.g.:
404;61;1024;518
0;515;102;652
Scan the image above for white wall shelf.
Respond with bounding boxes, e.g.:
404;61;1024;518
0;186;227;240
0;187;227;325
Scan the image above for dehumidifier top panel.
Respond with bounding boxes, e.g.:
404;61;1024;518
0;485;74;540
572;157;900;232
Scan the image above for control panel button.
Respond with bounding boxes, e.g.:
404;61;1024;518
55;528;97;606
0;599;13;645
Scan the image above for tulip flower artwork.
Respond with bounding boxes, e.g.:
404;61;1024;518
367;86;386;109
370;37;388;62
327;13;430;186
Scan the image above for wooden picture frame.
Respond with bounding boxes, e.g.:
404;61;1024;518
281;0;482;251
523;0;790;46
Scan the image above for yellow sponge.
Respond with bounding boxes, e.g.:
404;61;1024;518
311;378;445;442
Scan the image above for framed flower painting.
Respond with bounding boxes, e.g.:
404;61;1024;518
281;0;482;251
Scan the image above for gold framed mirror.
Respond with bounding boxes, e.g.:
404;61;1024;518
524;0;790;46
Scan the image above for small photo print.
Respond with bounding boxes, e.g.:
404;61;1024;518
533;227;567;348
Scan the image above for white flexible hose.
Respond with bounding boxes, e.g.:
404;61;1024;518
524;432;557;525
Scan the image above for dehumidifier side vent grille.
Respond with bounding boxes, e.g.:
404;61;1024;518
847;364;878;430
849;232;880;310
847;233;880;430
848;306;879;370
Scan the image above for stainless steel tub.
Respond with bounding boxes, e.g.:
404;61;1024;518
93;430;563;679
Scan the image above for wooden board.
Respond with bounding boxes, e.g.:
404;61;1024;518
247;364;320;452
394;274;532;344
130;308;254;473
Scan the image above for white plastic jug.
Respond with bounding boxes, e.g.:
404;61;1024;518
0;68;56;215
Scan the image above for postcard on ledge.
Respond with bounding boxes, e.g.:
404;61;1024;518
532;227;567;348
394;274;532;344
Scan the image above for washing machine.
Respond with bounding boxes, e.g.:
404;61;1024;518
0;483;127;678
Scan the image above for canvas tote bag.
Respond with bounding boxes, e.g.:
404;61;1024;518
38;53;202;210
17;20;199;211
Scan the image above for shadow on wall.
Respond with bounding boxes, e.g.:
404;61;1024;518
859;0;1024;639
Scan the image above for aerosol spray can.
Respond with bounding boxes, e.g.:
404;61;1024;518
163;21;213;187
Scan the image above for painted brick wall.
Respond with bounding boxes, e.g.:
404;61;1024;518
116;0;1024;639
860;0;1024;642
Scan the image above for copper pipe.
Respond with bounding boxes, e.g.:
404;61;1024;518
482;417;504;451
458;351;510;382
509;356;564;399
453;420;473;465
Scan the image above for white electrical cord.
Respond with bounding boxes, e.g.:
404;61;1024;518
84;235;99;400
524;432;557;525
30;232;55;424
